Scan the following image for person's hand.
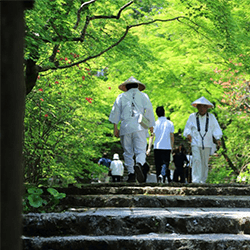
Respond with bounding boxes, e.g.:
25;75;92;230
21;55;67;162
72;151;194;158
149;127;154;135
146;149;151;156
217;140;221;147
187;134;192;143
114;127;120;138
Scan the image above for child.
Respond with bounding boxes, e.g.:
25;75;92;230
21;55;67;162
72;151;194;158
109;153;124;182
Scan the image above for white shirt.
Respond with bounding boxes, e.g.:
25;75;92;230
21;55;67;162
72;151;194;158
109;88;155;136
183;112;223;148
110;160;124;176
153;117;174;150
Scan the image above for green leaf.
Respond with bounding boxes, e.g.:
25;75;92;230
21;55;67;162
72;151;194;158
47;188;66;199
27;187;43;195
28;194;43;208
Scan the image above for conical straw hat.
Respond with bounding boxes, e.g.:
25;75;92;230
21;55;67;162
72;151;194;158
191;96;214;108
118;76;146;91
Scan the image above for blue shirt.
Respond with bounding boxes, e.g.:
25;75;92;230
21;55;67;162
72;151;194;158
98;158;111;168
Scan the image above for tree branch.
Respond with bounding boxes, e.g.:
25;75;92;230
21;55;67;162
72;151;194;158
74;0;97;29
40;25;130;72
177;17;213;42
78;1;133;42
128;16;185;28
80;16;90;42
89;1;134;21
40;16;186;72
49;44;60;63
221;139;239;174
213;110;238;174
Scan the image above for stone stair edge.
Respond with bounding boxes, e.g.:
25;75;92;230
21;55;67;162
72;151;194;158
22;233;250;240
36;183;250;196
23;207;250;216
51;183;250;189
22;234;250;250
22;207;250;237
60;195;250;209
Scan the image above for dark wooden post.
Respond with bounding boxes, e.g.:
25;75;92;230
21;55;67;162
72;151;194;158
1;1;34;249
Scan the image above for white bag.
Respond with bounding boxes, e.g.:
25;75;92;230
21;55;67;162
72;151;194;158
131;92;150;129
138;113;150;129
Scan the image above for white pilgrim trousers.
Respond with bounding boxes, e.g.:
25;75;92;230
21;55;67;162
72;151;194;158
192;146;211;183
120;130;147;174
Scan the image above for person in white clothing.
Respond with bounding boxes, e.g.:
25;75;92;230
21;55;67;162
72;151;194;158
147;106;174;183
109;153;124;182
109;76;155;183
183;96;223;183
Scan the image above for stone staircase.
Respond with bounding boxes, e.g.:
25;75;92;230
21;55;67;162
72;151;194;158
22;183;250;250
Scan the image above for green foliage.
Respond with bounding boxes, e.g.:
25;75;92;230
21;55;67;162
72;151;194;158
237;164;250;184
208;58;250;179
23;0;250;186
26;187;46;208
24;69;114;184
47;187;66;210
23;187;66;213
207;158;234;184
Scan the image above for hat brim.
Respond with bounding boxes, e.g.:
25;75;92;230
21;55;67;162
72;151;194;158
118;83;146;91
119;77;146;91
191;96;214;108
191;103;213;109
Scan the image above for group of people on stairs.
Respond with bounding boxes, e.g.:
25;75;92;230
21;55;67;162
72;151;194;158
106;76;222;184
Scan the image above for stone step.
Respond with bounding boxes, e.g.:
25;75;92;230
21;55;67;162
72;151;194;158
51;183;250;196
23;184;250;249
61;195;250;209
23;208;250;237
22;233;250;250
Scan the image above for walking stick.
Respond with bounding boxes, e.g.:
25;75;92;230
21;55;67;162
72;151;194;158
188;143;192;183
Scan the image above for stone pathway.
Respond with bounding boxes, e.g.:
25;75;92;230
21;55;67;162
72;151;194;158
22;183;250;250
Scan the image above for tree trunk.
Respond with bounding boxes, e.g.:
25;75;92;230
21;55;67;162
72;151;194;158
25;59;39;95
1;1;34;250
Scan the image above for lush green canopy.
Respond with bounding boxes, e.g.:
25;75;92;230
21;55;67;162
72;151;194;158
24;0;249;185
